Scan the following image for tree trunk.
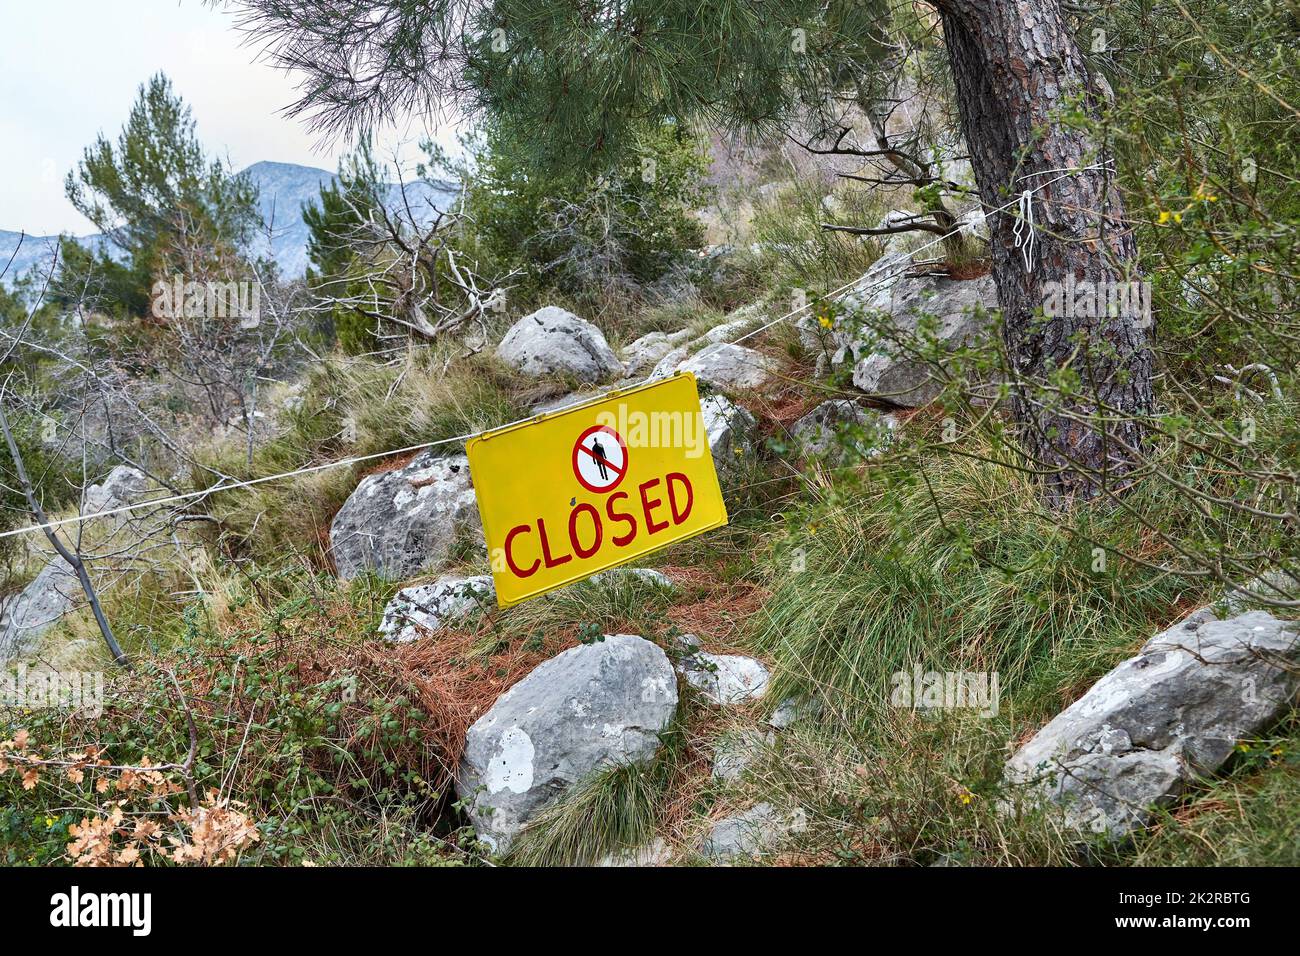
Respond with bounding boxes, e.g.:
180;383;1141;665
934;0;1154;507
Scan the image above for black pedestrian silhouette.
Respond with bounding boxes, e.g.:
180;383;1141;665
590;436;609;480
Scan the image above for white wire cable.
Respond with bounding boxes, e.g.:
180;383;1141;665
1012;189;1037;272
0;164;1101;543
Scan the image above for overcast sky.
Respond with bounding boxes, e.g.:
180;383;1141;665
0;0;460;236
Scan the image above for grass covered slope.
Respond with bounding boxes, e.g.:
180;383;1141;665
3;111;1297;866
2;307;1295;866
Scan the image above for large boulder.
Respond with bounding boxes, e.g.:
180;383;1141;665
797;252;909;350
0;466;151;663
329;453;481;580
456;633;678;854
1005;609;1300;839
378;574;495;643
497;306;622;383
677;342;778;392
820;252;998;407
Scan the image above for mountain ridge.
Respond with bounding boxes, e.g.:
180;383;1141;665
0;161;458;288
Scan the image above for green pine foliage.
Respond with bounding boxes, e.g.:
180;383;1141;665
449;119;714;301
60;72;261;313
302;137;387;355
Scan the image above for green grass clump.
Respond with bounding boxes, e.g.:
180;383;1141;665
752;431;1203;734
734;710;1091;866
497;568;678;640
508;726;683;867
744;176;886;297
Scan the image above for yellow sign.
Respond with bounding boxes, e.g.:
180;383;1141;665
466;372;728;607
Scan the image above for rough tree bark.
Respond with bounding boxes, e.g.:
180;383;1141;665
933;0;1154;507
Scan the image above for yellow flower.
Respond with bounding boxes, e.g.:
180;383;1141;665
45;817;55;828
818;315;834;329
1157;211;1171;224
1173;212;1182;223
958;790;974;805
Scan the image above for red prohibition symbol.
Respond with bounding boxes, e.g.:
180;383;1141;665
572;425;628;493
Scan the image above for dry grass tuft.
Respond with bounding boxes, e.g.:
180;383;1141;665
665;576;769;649
386;625;580;769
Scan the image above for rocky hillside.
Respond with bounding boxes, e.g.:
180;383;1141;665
311;302;1300;863
1;0;1295;876
5;255;1296;865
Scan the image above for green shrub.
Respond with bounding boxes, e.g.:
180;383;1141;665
451;120;713;303
753;422;1205;733
0;566;483;866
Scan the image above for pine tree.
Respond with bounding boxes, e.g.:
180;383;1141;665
458;119;711;297
63;73;261;313
302;137;386;353
304;137;384;289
